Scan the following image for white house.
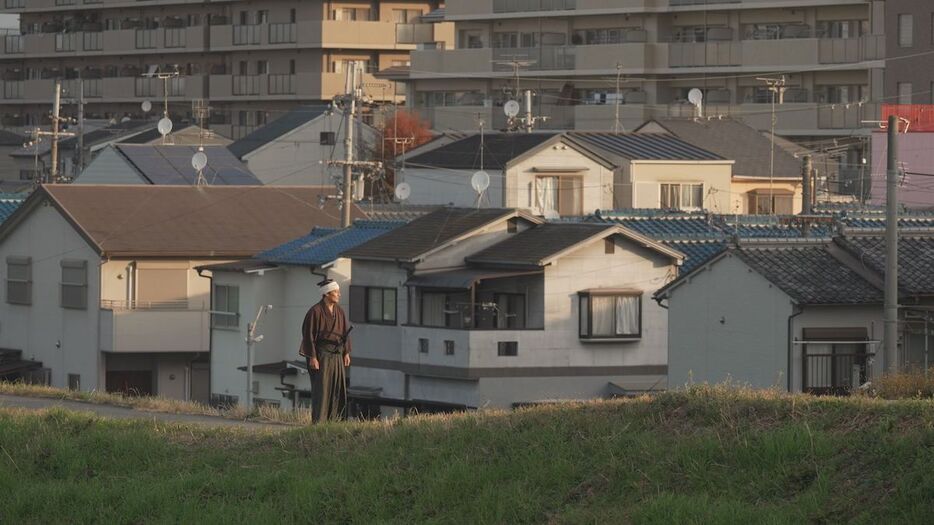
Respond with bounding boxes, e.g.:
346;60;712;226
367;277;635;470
0;184;350;401
342;207;684;411
402;132;734;215
199;220;403;409
655;233;934;394
227;106;380;186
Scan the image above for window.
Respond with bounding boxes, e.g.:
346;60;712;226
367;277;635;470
67;373;80;391
420;291;469;328
459;30;483;49
60;260;87;309
493;293;525;329
349;286;397;325
18;169;34;181
749;191;793;215
898;82;913;105
418;338;429;354
578;292;642;339
6;256;31;305
605;238;615;254
899;14;913;47
444;340;455;355
212;284;239;328
535;175;583;216
660;183;703;210
497;341;518;356
256;60;268;75
256;10;268;24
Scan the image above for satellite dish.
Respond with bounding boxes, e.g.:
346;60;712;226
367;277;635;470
191;151;208;171
157;117;173;136
141;100;152;113
471;170;490;193
394;182;411;201
503;100;521;118
687;88;704;106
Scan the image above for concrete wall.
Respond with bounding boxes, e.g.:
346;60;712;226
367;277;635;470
209;260;351;407
666;253;794;391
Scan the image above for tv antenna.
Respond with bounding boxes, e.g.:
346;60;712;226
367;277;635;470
143;65;180;144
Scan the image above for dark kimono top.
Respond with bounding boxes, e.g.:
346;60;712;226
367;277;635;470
300;300;352;360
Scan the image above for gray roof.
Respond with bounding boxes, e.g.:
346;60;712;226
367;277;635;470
636;119;799;178
114;144;261;185
836;235;934;296
466;223;615;268
567;132;725;162
0;129;24;146
342;207;531;262
734;245;882;304
406;133;557;170
228;106;330;158
12;119;153;157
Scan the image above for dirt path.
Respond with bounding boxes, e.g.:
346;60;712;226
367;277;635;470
0;394;295;431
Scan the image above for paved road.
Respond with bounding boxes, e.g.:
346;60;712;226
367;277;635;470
0;394;295;431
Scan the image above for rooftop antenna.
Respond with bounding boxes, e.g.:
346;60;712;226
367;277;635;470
472;118;490;208
146;65;180;145
614;62;624;134
757;76;787;215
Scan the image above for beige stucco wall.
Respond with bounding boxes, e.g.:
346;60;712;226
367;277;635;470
730;179;804;215
628;161;734;213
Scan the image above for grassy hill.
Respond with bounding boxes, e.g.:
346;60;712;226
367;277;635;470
1;386;933;524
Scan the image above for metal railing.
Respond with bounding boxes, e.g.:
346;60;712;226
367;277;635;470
268;23;295;44
2;80;23;99
101;299;197;311
803;352;874;395
492;46;575;71
268;74;294;95
233;25;261;46
164;27;186;48
233;75;261;96
82;32;102;51
135;29;157;49
493;0;576;13
3;35;22;54
55;33;77;52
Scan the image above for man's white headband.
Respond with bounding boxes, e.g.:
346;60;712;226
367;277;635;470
319;281;340;295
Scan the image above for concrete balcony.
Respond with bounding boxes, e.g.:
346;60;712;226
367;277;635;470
209;20;410;51
666;101;880;133
7;27;208;58
5;0;220;12
99;300;210;354
209;71;392;101
411;48;493;77
671;36;884;69
0;75;206;103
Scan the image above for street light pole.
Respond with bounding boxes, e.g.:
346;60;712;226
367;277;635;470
245;304;272;411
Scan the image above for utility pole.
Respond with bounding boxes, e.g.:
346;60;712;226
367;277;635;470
245;305;272;411
758;76;786;214
75;76;85;175
884;114;900;374
801;154;813;215
327;61;383;227
50;79;61;183
614;62;623;134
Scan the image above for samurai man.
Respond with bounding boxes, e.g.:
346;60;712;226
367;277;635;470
300;278;352;423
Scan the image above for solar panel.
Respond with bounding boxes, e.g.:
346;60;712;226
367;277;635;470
117;145;261;185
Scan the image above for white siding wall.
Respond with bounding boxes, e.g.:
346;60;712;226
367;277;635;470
0;203;103;390
507;141;614;214
403;168;505;208
666;254;795;390
74;146;146;185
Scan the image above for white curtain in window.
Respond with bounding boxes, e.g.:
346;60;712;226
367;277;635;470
422;293;446;327
591;296;614;336
536;177;557;214
616;296;640;335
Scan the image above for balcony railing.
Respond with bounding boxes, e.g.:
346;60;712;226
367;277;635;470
803;352;874;395
164;27;186;48
492;46;575;71
268;23;296;44
233;75;261;96
82;31;101;51
55;33;77;52
4;35;22;54
135;29;157;49
61;78;102;98
233;25;261;46
101;299;194;311
493;0;576;13
268;74;294;95
2;80;22;99
4;0;24;8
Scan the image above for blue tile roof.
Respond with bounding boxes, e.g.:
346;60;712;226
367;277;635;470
257;220;405;266
591;210;724;240
0;193;27;223
663;241;727;273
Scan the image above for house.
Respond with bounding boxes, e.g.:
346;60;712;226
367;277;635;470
115;125;231;147
635;118;804;214
198;220;404;409
342;207;684;411
0;128;27;191
74;144;262;185
227;106;380;186
0;184;354;401
655;231;934;394
402;132;734;215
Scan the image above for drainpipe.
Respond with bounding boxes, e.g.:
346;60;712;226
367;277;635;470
196;268;213;402
787;304;804;392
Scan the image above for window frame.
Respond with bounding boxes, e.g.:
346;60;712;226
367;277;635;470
535;174;583;216
6;256;32;306
497;341;518;356
60;259;88;310
212;284;240;329
350;285;398;325
660;182;704;211
898;13;914;48
578;290;643;341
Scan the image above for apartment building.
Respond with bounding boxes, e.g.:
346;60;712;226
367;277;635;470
0;1;441;139
397;1;889;163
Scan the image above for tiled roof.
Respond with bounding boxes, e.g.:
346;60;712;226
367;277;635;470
227;106;331;158
258;220;405;266
357;203;441;222
406;133;557;170
466;223;615;268
836;235;934;296
0;193;26;223
595;213;723;239
718;216;835;238
567;132;724;161
841;216;934;230
1;185;362;258
343;208;530;261
663;240;726;273
636;119;799;178
735;245;882;304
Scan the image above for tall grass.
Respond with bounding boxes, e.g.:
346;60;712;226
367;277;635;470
2;385;934;523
